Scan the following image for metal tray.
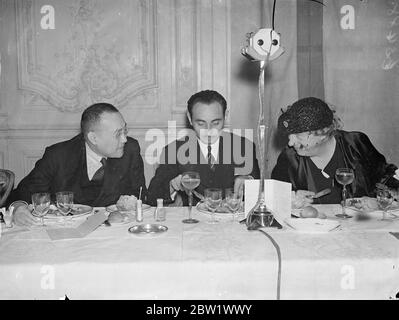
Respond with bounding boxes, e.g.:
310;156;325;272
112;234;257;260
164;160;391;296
128;224;168;235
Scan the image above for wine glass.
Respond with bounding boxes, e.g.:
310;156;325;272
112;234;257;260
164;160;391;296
181;171;201;224
56;191;74;216
225;188;241;222
376;189;394;221
335;168;355;219
204;188;222;224
31;192;51;226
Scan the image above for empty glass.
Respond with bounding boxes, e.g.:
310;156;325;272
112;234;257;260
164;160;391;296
31;192;51;226
225;188;241;221
377;189;394;221
205;188;222;224
56;191;74;216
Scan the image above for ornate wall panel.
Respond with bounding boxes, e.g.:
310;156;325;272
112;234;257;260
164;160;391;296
2;0;232;184
16;0;158;112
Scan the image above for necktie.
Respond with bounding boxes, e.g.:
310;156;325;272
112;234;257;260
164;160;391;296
207;145;216;171
92;158;107;182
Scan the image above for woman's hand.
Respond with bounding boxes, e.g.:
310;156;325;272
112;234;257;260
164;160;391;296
292;190;315;209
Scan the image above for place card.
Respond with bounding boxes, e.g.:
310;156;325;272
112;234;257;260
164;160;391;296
46;212;107;240
244;179;292;224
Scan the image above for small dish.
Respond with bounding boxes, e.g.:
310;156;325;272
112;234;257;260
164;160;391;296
196;201;243;216
44;204;93;219
284;218;340;233
128;224;168;235
106;203;151;214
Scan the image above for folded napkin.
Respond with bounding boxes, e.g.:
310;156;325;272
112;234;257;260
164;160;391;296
46;212;107;240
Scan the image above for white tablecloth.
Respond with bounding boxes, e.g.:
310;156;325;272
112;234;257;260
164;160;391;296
1;205;399;300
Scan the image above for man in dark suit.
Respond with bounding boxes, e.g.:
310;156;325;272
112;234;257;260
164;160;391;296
9;103;147;226
147;90;260;206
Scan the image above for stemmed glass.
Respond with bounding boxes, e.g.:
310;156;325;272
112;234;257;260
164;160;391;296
205;188;222;224
31;192;51;226
56;191;74;216
225;188;241;222
335;168;355;219
376;189;394;221
181;171;201;224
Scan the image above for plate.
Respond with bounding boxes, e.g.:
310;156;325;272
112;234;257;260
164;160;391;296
284;218;340;233
106;211;135;226
128;224;168;235
106;203;151;214
346;197;399;214
39;204;93;219
196;201;243;216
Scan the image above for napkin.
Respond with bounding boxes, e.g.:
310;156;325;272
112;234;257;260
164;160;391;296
244;179;292;225
46;212;107;240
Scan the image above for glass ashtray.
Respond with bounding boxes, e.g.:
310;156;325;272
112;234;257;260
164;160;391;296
128;223;168;235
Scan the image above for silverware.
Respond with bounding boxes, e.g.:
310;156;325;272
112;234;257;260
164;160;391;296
311;188;331;199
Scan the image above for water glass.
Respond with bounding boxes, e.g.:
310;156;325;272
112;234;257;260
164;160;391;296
205;188;222;224
225;188;241;221
31;192;51;226
377;189;394;220
56;191;74;215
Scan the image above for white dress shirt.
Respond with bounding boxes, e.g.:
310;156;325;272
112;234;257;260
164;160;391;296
197;138;219;163
85;143;107;181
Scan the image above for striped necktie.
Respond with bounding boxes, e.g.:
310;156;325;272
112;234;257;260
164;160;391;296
92;157;107;182
207;145;216;171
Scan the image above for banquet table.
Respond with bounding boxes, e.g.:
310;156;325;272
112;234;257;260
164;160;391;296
1;204;399;300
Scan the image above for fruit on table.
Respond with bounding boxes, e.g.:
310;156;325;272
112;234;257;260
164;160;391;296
300;206;319;218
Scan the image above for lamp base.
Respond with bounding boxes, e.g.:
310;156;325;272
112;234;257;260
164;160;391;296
247;200;275;228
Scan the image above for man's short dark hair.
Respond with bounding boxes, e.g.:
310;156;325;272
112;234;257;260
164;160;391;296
81;103;119;136
187;90;227;117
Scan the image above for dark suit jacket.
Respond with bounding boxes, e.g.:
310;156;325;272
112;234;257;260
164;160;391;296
9;134;147;207
147;132;260;206
271;130;399;199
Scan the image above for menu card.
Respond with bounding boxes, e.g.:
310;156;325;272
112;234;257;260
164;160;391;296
244;179;292;224
46;212;107;240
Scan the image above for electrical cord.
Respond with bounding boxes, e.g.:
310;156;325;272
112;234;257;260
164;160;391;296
256;228;282;300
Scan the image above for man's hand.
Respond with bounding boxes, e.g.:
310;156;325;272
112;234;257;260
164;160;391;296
13;205;38;226
394;169;399;181
234;175;253;199
169;174;184;194
292;190;315;209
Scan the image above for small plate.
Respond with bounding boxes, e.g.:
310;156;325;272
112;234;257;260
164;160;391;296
196;201;243;216
128;224;168;235
284;218;340;233
106;203;151;214
42;204;93;219
346;197;399;214
106;211;135;226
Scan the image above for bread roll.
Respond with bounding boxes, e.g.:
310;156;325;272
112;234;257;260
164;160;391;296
116;195;137;211
300;206;319;218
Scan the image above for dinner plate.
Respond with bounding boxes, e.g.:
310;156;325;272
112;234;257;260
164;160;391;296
284;218;340;233
106;203;151;214
346;197;399;214
39;204;93;220
128;224;168;235
196;201;244;217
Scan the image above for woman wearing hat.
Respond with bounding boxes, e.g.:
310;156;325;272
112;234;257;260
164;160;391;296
271;97;399;206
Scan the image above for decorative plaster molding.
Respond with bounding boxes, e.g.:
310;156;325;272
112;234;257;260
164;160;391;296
16;0;159;112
